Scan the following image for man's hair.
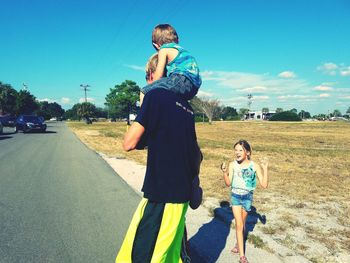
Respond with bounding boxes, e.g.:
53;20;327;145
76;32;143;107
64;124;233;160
145;53;158;79
145;53;167;80
152;24;179;46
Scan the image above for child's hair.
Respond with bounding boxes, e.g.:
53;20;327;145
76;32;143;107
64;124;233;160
152;24;179;47
234;140;252;160
145;53;158;80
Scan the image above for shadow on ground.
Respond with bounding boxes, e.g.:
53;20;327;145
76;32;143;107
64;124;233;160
0;136;13;140
189;202;266;263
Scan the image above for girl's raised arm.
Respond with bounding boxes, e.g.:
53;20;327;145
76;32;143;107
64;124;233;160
221;161;233;187
255;160;268;189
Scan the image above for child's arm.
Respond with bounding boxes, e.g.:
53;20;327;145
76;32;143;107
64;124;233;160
153;48;168;81
221;162;233;187
255;160;268;189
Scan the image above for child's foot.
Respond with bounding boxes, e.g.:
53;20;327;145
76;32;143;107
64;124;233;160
230;243;239;254
239;256;249;263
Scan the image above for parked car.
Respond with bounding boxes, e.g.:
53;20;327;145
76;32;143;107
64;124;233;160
0;115;17;127
16;115;47;133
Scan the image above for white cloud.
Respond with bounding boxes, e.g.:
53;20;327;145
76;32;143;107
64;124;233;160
124;64;145;71
313;85;333;91
340;66;350;76
239;86;267;93
317;62;338;75
38;98;56;103
61;97;71;104
201;70;308;95
198;68;345;114
278;71;296;79
79;97;95;103
252;95;269;101
201;71;225;81
278;95;311;100
317;62;350;77
197;90;213;97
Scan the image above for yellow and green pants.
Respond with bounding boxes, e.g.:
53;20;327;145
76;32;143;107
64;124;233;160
116;198;189;263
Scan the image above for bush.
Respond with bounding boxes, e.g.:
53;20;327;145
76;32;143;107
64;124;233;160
269;111;302;121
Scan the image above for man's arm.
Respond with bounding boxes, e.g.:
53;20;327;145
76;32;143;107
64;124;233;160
122;122;145;151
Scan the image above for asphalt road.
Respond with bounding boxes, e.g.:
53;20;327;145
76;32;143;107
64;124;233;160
0;122;140;263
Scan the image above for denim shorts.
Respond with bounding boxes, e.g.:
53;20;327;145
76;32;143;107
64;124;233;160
141;74;198;100
231;192;253;212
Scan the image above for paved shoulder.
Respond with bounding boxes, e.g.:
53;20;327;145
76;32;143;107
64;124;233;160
0;122;140;263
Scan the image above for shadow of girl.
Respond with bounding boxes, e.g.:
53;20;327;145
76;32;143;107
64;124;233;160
188;202;266;262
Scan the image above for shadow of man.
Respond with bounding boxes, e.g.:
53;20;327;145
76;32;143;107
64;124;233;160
188;201;232;263
246;205;266;234
188;203;267;263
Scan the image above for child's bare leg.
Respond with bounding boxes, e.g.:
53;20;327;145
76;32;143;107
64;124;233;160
242;209;249;240
139;92;145;106
232;206;245;257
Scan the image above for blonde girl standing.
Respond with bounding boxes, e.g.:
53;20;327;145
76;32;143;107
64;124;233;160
221;140;268;263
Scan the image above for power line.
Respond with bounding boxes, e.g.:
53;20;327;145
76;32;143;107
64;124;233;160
80;84;90;103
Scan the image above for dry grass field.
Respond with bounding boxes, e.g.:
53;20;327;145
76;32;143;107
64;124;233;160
68;120;350;262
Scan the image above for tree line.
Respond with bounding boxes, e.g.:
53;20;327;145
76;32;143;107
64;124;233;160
1;80;349;122
0;81;64;119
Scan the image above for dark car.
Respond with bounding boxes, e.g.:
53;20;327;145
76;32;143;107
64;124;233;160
16;115;47;133
0;115;17;127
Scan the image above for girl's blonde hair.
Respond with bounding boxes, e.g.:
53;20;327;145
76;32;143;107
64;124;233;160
152;24;179;47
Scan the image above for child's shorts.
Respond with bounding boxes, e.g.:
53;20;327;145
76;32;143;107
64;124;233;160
141;74;198;100
231;192;253;212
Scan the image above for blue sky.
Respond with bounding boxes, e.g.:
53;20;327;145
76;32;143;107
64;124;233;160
1;0;349;115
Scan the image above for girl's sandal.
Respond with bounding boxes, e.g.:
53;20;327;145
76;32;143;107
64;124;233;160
231;243;239;254
239;256;249;263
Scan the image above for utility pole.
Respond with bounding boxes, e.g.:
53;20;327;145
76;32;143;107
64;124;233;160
247;94;253;120
80;84;90;103
80;84;91;123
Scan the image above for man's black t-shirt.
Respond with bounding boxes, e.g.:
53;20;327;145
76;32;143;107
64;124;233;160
135;89;197;203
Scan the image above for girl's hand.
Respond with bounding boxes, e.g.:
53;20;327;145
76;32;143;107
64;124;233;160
260;157;269;170
221;162;228;173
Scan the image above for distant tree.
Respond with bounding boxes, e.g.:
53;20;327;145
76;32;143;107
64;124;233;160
298;110;311;119
105;80;140;119
238;108;249;119
333;109;342;117
276;107;283;113
191;96;220;124
0;82;18;115
77;102;97;119
63;108;77;120
313;113;327;120
346;107;350;114
270;111;302;121
95;107;108;118
221;106;238;120
64;104;81;120
36;101;65;119
262;107;269;113
15;90;39;115
290;108;298;114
